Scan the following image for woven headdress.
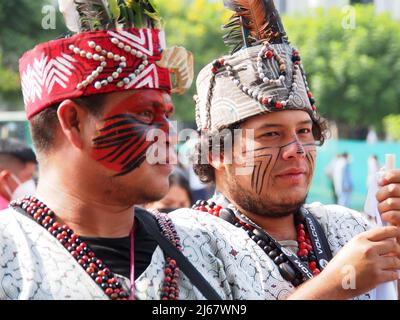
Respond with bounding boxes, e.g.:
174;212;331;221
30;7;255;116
195;0;316;132
19;0;193;119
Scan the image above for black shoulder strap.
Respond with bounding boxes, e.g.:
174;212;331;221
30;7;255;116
135;209;222;300
301;207;333;262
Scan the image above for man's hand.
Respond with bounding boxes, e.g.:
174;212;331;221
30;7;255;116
377;169;400;228
288;226;400;300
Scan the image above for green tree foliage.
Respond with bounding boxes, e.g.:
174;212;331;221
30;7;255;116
284;5;400;133
0;0;65;108
1;1;400;136
158;0;229;122
160;3;400;128
383;114;400;141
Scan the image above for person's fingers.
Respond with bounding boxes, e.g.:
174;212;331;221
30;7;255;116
379;170;400;186
380;210;400;228
373;239;400;256
365;226;400;242
378;270;400;284
378;198;400;214
376;183;400;203
380;256;400;270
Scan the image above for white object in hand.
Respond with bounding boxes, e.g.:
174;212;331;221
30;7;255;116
364;154;398;300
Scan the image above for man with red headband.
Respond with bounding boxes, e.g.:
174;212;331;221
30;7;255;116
0;0;399;301
0;0;197;300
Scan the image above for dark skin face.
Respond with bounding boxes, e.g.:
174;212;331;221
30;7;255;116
218;110;316;218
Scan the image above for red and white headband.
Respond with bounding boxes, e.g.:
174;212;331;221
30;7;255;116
19;28;189;119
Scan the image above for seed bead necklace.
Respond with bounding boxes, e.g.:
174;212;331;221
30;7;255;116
10;196;182;300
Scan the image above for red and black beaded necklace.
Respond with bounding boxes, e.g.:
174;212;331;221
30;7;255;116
10;196;181;300
193;200;322;287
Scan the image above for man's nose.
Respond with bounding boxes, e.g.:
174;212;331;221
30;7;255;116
281;139;305;160
165;119;178;145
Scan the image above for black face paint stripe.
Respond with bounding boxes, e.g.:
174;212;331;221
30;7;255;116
250;153;273;195
93;127;145;143
117;154;147;177
279;140;298;149
99;136;141;163
251;146;273;153
254;161;262;193
93;134;136;148
104;114;147;122
99;120;144;133
120;134;148;165
258;155;272;195
245;139;317;194
251;161;260;190
297;142;306;154
93;114;163;176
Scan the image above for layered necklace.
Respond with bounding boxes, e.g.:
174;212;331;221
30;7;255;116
10;196;182;300
193;200;327;287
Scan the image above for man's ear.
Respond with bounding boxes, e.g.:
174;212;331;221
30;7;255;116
57;100;87;149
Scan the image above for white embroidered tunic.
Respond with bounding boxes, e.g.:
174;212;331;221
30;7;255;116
0;203;371;300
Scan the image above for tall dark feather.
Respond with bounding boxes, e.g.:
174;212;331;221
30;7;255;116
223;0;287;53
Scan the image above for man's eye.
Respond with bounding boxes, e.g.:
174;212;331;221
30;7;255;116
299;128;312;134
136;111;154;123
264;132;279;137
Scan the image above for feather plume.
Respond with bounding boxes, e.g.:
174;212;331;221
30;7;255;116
59;0;164;32
223;0;286;53
125;0;163;28
73;0;113;31
58;0;81;33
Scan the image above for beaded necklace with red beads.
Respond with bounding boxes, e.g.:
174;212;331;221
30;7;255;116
10;196;182;300
193;200;323;287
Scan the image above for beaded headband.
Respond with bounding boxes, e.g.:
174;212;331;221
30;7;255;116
20;28;192;120
194;0;317;132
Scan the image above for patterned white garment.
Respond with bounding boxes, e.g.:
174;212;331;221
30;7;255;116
0;203;372;300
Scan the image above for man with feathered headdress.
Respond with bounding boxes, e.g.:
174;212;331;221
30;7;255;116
0;0;232;300
191;0;400;299
1;0;399;301
0;0;320;301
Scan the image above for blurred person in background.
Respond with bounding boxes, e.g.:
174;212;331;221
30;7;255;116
0;138;37;209
367;154;380;189
325;153;340;204
178;138;215;202
333;153;353;207
144;168;193;213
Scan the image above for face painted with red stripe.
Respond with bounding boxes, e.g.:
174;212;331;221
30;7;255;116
91;90;173;176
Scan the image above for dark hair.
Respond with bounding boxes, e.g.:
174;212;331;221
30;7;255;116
193;112;329;184
169;169;193;205
0;138;37;164
29;94;108;154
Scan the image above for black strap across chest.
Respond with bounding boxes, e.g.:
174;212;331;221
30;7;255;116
14;205;222;300
135;209;223;300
